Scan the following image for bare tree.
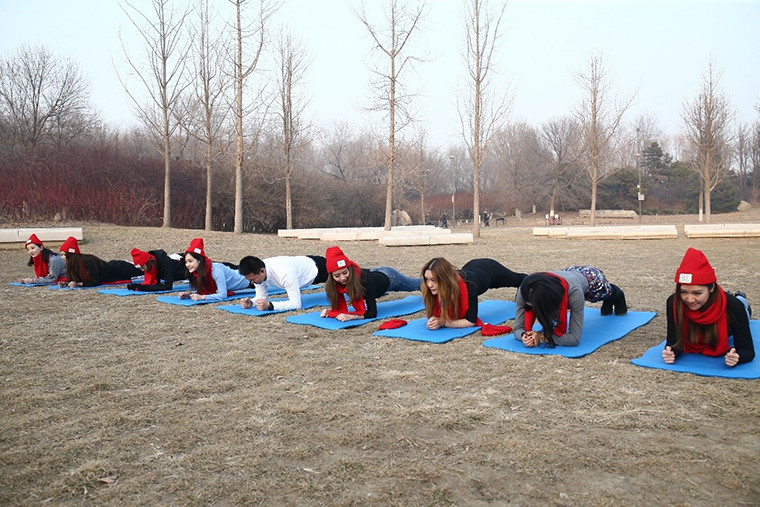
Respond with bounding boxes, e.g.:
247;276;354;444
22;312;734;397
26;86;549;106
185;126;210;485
276;30;310;229
180;0;230;231
398;130;431;224
681;59;733;223
574;53;634;226
459;0;510;238
320;123;384;184
230;0;277;233
490;122;546;214
752;119;760;203
540;117;582;218
735;123;751;202
357;0;427;230
120;0;191;228
0;45;96;155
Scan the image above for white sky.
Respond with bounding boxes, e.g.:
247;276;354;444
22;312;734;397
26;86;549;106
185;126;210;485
1;0;758;150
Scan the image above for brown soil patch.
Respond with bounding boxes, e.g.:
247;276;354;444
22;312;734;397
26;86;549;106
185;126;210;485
2;210;759;505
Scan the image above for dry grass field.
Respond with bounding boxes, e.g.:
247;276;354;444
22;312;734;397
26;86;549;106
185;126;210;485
2;210;759;505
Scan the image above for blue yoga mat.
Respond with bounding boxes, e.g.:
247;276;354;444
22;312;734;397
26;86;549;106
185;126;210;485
98;284;191;296
10;282;51;287
286;295;426;329
373;300;517;344
156;289;256;306
482;308;657;358
631;320;760;379
217;291;330;316
155;284;320;306
48;280;137;290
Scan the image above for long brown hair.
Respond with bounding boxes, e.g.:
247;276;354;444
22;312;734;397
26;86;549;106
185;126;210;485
65;253;106;283
186;252;213;294
325;266;364;310
421;257;460;325
673;283;719;352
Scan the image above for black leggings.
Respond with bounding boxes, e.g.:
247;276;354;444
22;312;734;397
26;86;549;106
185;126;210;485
461;258;527;296
307;255;328;284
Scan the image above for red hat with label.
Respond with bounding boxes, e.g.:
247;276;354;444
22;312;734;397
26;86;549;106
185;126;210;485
326;246;356;273
185;238;206;257
131;248;152;268
60;236;80;255
26;234;43;247
674;247;716;285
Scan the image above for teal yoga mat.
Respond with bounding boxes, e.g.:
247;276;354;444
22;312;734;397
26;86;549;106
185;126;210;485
373;300;516;344
631;320;760;379
483;308;656;358
286;295;426;329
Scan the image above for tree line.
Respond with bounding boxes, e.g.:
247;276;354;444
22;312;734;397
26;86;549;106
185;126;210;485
1;0;758;233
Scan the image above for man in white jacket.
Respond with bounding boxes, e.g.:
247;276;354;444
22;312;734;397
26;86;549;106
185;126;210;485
238;255;327;311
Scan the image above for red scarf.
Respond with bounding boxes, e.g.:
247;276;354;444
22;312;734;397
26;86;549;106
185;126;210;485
432;275;483;326
191;257;217;295
32;253;49;278
141;255;159;286
327;266;366;317
524;273;569;336
677;285;730;357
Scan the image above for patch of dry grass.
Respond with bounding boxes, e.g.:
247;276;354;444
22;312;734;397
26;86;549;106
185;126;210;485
1;211;760;504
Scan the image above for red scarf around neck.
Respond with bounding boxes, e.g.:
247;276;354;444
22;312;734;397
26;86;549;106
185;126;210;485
677;285;729;356
327;265;366;317
432;275;482;326
524;272;569;337
141;255;159;285
32;253;49;278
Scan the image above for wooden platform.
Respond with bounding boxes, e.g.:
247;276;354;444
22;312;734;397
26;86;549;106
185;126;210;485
533;225;677;240
278;225;442;242
378;232;474;246
684;223;760;238
0;227;84;245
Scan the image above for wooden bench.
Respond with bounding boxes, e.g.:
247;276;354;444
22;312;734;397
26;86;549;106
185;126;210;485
379;233;474;246
684;223;760;238
579;209;638;220
533;225;677;240
0;227;84;245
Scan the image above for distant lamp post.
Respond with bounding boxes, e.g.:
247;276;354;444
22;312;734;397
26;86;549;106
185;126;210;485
449;155;456;227
635;128;641;223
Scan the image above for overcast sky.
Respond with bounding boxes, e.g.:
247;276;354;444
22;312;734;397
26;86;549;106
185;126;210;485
1;0;758;150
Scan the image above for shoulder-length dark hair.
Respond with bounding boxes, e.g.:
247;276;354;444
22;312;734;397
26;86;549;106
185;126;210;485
421;257;460;325
672;283;720;352
519;273;567;347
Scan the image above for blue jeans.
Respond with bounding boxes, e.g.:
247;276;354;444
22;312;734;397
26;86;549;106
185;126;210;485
371;267;421;292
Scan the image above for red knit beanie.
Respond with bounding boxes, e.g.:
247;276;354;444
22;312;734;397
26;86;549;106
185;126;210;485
326;246;354;273
26;234;43;247
186;238;206;257
60;236;80;255
131;248;152;268
675;247;716;285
